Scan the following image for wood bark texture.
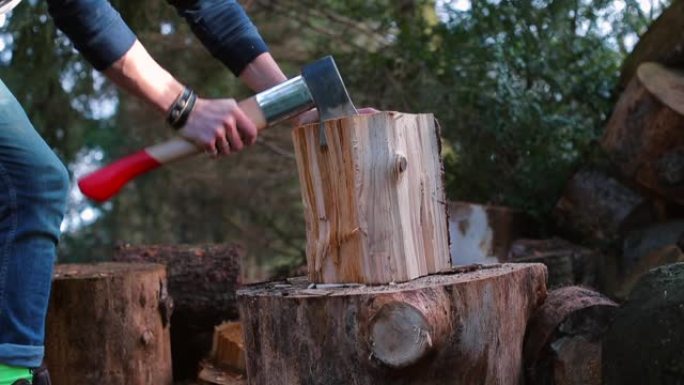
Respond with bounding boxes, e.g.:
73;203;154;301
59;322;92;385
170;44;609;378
238;263;547;385
508;238;601;289
45;263;172;385
602;63;684;205
603;262;684;384
113;243;243;379
292;112;451;284
523;286;618;385
553;169;659;243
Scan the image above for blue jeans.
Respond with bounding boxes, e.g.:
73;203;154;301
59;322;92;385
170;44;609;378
0;80;69;367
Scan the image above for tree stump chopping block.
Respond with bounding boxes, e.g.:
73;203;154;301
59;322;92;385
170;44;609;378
45;263;173;385
237;263;547;385
292;112;451;284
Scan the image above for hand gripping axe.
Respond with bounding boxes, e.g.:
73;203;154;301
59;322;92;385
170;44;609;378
78;56;358;202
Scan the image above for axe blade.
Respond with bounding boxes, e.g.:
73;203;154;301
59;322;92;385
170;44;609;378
301;56;358;146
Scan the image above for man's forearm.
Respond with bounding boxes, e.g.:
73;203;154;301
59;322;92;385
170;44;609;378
103;40;183;115
168;0;270;78
238;53;288;93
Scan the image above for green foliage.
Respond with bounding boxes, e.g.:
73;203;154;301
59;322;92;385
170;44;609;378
322;0;663;225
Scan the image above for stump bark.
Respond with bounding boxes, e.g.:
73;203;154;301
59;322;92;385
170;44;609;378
238;263;547;385
292;112;451;284
45;263;173;385
602;63;684;205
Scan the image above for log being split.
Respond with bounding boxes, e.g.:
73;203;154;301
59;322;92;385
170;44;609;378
292;112;451;284
45;263;173;385
238;263;547;385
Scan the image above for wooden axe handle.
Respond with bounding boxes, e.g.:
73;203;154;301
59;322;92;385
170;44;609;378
78;97;267;202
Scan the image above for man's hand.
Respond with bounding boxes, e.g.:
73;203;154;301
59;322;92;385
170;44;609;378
180;98;257;157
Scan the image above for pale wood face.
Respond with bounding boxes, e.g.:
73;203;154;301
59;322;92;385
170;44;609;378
293;111;451;284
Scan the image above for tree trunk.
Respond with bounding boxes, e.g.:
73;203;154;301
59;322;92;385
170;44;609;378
238;263;547;385
523;286;618;385
603;262;684;384
292;112;451;284
45;263;173;385
113;244;243;380
602;63;684;205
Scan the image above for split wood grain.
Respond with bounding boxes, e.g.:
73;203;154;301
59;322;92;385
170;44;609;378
292;112;451;284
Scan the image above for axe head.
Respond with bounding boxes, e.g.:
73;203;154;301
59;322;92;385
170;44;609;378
302;56;358;122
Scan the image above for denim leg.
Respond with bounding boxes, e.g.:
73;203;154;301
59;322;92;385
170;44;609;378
0;80;69;367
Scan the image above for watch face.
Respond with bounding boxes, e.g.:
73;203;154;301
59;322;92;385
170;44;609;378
0;0;22;15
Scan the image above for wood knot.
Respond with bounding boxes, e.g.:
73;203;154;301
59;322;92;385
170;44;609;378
394;152;408;178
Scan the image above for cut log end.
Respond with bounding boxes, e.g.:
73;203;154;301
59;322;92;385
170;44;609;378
637;62;684;115
369;302;434;368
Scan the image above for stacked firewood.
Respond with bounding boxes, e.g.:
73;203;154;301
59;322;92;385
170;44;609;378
448;6;684;383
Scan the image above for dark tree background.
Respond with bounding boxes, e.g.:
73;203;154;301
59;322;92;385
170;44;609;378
0;0;668;279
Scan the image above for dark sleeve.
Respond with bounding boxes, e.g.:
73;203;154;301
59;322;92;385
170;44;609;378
47;0;137;71
167;0;269;76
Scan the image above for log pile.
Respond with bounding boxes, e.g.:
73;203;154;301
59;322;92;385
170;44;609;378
549;62;684;299
542;12;684;384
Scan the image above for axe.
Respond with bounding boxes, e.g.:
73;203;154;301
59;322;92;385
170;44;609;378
78;56;357;202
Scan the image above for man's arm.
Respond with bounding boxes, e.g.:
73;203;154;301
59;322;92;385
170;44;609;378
46;0;282;155
166;0;287;91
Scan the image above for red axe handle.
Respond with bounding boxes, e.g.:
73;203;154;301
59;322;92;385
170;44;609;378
78;97;267;202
